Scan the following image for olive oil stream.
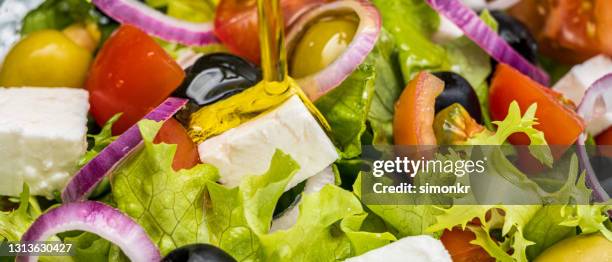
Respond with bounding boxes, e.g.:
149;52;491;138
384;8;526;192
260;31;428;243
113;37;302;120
188;0;329;142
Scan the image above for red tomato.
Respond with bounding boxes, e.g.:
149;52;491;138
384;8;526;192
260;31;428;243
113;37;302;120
440;227;494;262
153;118;200;171
393;71;444;145
86;25;185;134
509;0;612;64
214;0;327;63
489;64;584;145
596;127;612;145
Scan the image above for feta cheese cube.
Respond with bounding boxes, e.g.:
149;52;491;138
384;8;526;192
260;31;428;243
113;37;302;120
0;87;89;197
198;95;338;190
553;55;612;104
345;235;452;262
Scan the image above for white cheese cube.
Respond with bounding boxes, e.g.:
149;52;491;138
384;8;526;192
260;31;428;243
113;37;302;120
198;95;338;190
553;55;612;104
0;87;89;197
345;235;452;262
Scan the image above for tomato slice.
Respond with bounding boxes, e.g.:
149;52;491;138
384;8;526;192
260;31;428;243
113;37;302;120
214;0;327;63
86;25;185;134
509;0;612;63
153;118;200;171
393;71;444;145
440;227;494;262
489;64;584;145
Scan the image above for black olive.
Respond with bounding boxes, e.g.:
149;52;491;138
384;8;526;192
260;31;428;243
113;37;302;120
162;244;237;262
490;11;538;64
433;72;482;123
173;53;262;106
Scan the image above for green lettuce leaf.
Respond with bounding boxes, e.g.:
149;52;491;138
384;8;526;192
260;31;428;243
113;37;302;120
0;184;39;241
315;64;376;158
465;101;553;166
111;120;220;255
145;0;216;22
204;150;391;261
62;232;112;262
365;29;405;145
353;174;442;237
372;0;446;82
523;206;576;260
21;0;118;43
79;113;121;167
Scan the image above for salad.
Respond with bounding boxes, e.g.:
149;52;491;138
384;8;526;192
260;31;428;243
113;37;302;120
0;0;611;261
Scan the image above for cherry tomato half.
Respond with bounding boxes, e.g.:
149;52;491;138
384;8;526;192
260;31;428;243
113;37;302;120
440;227;494;262
86;25;185;134
154;118;200;171
489;64;584;145
393;71;444;145
214;0;327;63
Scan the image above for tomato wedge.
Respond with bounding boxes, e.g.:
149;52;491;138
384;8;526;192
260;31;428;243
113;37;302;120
509;0;612;63
393;71;444;145
489;64;584;145
154;118;200;171
214;0;327;63
86;25;185;134
440;227;494;262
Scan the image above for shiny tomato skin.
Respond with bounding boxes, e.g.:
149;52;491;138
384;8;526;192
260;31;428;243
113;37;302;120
153;118;200;171
86;25;185;134
440;227;494;262
509;0;612;63
214;0;326;63
393;71;444;145
489;64;584;145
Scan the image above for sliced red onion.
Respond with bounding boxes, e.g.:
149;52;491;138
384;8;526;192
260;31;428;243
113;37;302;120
286;0;381;100
92;0;218;46
62;97;188;203
16;201;160;262
576;74;612;203
577;134;610;203
462;0;520;10
577;73;612;136
425;0;550;85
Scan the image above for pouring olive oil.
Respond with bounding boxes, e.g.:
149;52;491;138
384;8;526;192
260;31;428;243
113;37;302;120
188;0;328;143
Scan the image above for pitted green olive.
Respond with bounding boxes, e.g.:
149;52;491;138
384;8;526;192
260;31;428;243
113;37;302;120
290;15;358;78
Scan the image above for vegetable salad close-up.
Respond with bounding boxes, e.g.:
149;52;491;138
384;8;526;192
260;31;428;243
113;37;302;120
0;0;611;261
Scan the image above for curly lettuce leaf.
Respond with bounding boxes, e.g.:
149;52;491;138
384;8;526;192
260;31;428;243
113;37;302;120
315;64;376;158
205;150;390;261
560;203;612;240
466;101;553;166
0;184;39;241
111;120;219;255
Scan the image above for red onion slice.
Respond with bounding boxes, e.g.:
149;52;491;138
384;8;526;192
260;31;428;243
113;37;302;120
286;0;381;100
576;74;612;203
62;97;188;203
425;0;550;85
92;0;218;46
577;73;612;136
16;201;160;262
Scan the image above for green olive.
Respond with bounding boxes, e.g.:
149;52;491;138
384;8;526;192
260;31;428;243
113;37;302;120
535;233;612;262
0;30;92;88
290;14;358;78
